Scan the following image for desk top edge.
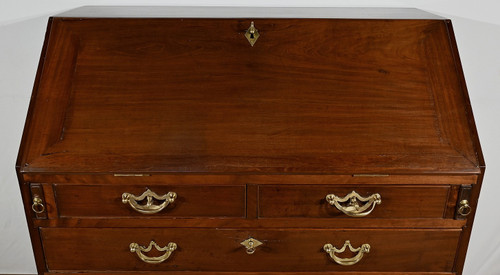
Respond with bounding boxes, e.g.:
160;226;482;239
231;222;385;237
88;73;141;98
54;6;445;20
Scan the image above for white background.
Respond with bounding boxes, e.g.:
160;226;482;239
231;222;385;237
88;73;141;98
1;1;499;274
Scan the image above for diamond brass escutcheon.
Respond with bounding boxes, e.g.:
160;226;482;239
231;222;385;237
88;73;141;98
245;22;260;46
240;237;263;254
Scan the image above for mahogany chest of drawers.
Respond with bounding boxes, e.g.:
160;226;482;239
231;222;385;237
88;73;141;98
17;6;484;275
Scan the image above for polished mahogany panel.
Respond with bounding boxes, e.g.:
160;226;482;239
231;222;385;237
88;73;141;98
18;18;479;174
16;7;485;275
259;185;450;218
41;228;459;272
55;184;246;218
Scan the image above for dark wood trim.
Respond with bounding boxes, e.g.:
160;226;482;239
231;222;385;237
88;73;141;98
444;20;486;170
16;17;54;171
18;182;47;275
21;174;479;186
44;272;455;275
32;217;467;229
452;168;485;274
444;20;486;275
15;18;55;275
1;274;458;275
19;18;80;171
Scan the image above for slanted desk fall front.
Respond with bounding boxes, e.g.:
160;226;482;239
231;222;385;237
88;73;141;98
17;6;484;275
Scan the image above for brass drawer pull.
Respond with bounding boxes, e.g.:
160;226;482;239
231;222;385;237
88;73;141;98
323;240;370;266
130;241;177;264
326;191;381;217
31;195;45;214
240;237;263;254
122;189;177;214
458;200;472;217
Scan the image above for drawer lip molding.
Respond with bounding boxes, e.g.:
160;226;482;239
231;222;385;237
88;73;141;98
22;174;480;186
41;228;460;272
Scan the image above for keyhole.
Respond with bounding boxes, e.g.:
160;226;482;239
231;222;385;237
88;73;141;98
245;22;259;46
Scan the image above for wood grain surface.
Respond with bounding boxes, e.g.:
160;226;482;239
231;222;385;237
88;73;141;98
17;18;481;174
15;9;485;275
54;184;246;218
41;228;460;272
258;185;451;218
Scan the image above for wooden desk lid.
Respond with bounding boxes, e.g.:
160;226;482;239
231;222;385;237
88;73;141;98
17;8;483;174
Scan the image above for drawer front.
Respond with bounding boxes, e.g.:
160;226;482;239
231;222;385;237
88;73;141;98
41;228;459;272
259;185;450;218
55;184;245;218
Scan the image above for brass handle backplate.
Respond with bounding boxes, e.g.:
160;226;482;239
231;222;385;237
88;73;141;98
122;189;177;214
240;237;263;254
130;241;177;264
326;191;381;217
323;240;370;266
32;195;45;214
458;200;472;217
245;21;260;46
455;185;472;220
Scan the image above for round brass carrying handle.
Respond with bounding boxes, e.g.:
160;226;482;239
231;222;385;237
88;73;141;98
323;240;370;266
122;189;177;214
31;196;45;214
325;191;381;217
458;200;472;217
129;241;177;264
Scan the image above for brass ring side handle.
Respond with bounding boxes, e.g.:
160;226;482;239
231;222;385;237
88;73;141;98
325;191;381;217
458;200;472;217
130;241;177;264
122;189;177;214
32;195;45;214
323;240;370;266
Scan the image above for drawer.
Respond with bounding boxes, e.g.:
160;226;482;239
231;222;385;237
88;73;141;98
259;185;450;218
41;228;459;272
54;184;246;218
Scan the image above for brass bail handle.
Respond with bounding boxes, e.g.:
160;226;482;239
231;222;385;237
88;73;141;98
129;241;177;264
326;191;381;217
122;189;177;214
323;240;371;266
